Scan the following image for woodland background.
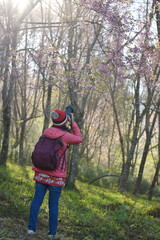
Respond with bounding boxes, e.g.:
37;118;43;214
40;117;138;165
0;0;160;200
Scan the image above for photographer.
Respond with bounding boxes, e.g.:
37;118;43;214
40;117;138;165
28;108;82;239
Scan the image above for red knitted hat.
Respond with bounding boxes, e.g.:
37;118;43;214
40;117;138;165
50;110;68;127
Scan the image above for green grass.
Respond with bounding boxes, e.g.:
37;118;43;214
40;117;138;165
0;163;160;240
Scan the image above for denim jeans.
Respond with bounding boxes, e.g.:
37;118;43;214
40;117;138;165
28;182;62;235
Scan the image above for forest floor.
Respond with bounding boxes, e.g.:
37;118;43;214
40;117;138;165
0;163;160;240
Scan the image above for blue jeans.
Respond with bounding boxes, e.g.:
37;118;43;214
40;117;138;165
28;182;62;235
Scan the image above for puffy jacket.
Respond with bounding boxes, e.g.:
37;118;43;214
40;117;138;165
32;122;82;178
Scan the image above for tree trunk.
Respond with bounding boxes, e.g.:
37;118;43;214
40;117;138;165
42;83;52;132
19;25;27;164
155;0;160;42
0;104;11;166
0;32;17;165
134;111;157;195
148;1;160;199
118;78;144;193
148;102;160;200
66;144;79;187
19;121;26;165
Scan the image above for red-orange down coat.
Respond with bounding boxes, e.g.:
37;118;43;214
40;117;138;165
32;122;83;178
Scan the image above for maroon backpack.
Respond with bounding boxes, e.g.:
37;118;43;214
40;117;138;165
31;136;66;170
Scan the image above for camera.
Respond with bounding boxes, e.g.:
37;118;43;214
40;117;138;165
65;105;74;115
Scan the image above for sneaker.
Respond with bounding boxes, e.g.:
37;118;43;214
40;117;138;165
48;234;61;239
27;229;36;235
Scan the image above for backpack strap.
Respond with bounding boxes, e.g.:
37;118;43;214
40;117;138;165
60;144;70;170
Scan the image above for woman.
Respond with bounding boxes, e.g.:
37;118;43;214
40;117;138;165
28;110;82;239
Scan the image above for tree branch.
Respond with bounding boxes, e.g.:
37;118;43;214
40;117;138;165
89;174;120;184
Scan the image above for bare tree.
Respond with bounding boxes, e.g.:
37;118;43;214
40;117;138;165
0;0;40;166
134;94;157;195
63;0;103;187
148;100;160;200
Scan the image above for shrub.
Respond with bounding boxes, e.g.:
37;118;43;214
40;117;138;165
125;176;151;194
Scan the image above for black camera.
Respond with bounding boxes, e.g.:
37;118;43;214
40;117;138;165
65;105;74;115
